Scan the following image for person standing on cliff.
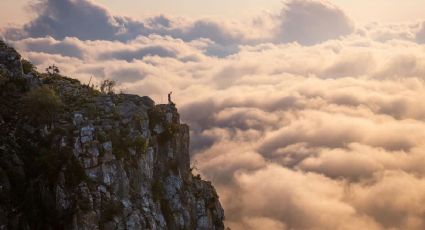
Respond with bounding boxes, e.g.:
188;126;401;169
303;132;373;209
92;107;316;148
168;91;175;106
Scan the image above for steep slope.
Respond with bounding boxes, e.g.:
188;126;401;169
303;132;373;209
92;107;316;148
0;40;224;230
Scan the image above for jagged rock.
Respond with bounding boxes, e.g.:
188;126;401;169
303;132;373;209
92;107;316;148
73;112;84;126
0;41;224;230
0;41;23;78
80;125;95;144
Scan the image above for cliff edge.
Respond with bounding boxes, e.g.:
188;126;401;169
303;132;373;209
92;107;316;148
0;40;224;230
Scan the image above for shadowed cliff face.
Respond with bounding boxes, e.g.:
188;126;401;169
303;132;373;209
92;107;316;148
0;40;224;230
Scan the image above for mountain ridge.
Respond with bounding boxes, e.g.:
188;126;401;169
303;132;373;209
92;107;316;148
0;40;224;230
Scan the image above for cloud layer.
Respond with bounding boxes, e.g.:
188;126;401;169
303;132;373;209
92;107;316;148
3;0;425;229
4;0;359;48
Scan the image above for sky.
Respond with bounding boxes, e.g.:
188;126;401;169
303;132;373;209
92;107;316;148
1;0;425;27
2;0;425;229
96;0;425;23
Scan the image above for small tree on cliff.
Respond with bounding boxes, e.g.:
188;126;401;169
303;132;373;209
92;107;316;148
46;64;60;76
100;79;116;95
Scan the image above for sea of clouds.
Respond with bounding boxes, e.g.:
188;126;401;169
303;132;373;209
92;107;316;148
2;0;425;229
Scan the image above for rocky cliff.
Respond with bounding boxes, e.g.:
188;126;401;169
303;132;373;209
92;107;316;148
0;40;224;230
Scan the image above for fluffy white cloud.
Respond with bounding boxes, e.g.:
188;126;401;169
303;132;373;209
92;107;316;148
227;164;383;230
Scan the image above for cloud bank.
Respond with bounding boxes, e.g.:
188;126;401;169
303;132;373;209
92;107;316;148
3;0;425;229
4;0;357;47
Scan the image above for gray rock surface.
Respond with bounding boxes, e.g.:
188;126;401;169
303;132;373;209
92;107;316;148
0;40;23;78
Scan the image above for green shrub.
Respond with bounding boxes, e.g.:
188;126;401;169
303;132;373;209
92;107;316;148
158;123;180;144
37;148;63;184
22;59;36;74
148;107;164;130
110;106;120;120
133;136;148;154
109;130;129;160
22;86;64;124
0;75;29;93
37;146;84;187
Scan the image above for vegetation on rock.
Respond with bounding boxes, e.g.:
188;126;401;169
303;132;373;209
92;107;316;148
21;86;64;124
99;79;116;94
22;59;36;74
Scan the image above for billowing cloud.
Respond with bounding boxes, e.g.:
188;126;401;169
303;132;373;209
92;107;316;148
274;0;355;45
4;0;243;48
10;36;85;58
3;0;362;48
3;0;425;229
12;0;125;41
227;164;384;230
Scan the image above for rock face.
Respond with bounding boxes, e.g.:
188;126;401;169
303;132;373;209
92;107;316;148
0;41;23;78
0;41;224;230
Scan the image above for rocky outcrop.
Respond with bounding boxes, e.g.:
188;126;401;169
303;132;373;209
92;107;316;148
0;41;23;78
0;41;224;230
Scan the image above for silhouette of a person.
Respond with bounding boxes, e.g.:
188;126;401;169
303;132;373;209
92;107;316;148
168;91;174;105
